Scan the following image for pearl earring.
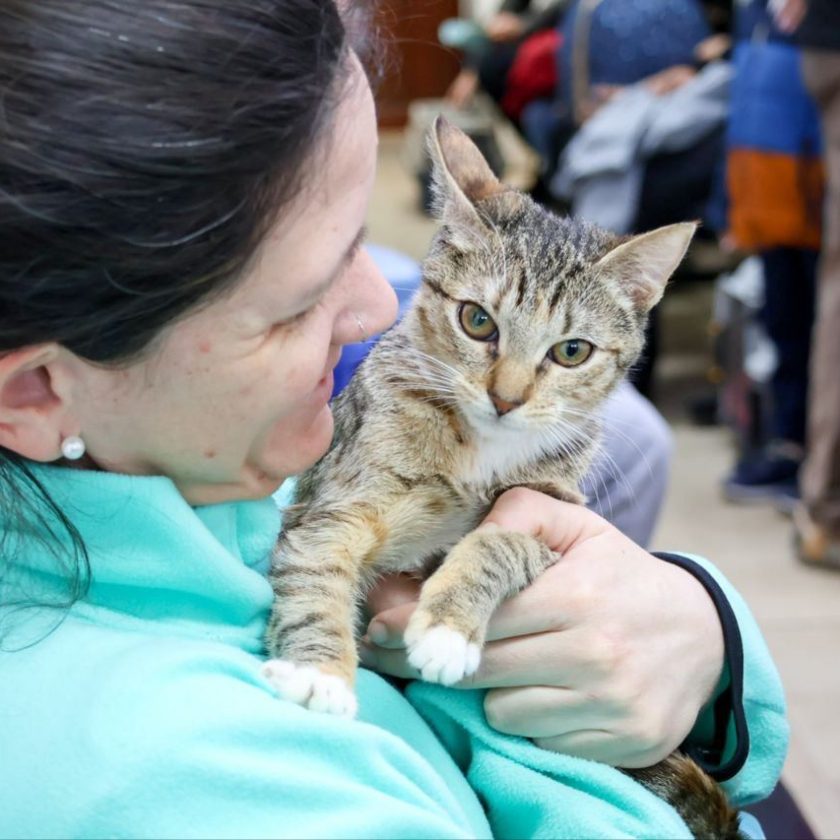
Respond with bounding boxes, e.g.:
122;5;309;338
61;435;86;461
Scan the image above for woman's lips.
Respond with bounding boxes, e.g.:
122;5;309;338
312;348;342;402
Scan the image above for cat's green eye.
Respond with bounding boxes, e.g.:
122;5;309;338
549;339;594;367
458;302;498;341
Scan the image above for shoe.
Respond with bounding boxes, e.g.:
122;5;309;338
722;446;800;508
793;505;840;571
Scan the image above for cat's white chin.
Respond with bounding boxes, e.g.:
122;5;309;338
458;409;551;485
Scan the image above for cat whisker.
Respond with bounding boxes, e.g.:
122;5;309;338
415;395;461;407
557;404;659;485
386;361;457;383
384;373;459;394
536;423;590;468
537;412;635;513
411;349;464;381
403;353;485;402
383;378;460;398
385;381;459;398
407;370;458;391
536;419;598;468
586;441;631;522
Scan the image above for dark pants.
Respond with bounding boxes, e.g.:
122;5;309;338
760;247;817;446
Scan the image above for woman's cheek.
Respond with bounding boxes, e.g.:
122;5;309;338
277;335;330;394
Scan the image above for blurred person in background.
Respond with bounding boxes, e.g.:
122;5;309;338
720;0;822;510
775;0;840;569
443;0;569;120
541;0;733;396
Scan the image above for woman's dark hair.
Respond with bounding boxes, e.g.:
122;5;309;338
0;0;373;613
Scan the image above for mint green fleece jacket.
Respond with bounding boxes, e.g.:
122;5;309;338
0;465;787;839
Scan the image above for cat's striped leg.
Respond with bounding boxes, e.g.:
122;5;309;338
406;526;558;685
262;509;381;717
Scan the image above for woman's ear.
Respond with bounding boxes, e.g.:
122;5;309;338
0;345;79;462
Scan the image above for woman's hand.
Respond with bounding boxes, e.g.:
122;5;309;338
361;489;724;769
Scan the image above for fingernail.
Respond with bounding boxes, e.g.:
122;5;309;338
367;620;389;645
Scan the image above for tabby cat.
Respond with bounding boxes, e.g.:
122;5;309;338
262;117;740;839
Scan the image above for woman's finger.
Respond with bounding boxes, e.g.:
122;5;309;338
531;729;634;767
463;628;608;689
482;560;580;641
533;731;670;770
482;685;609;738
364;603;413;650
365;548;609;651
365;566;570;649
482;487;612;554
366;492;617;645
361;625;604;689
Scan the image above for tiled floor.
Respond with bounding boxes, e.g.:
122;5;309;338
369;131;840;838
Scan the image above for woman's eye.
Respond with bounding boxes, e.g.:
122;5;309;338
458;302;498;341
549;338;594;367
276;307;311;331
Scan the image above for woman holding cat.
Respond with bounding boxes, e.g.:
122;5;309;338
0;2;784;837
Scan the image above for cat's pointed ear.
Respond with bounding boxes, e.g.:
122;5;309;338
427;116;507;243
594;222;697;312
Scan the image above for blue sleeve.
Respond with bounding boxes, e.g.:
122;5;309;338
72;646;491;840
406;683;694;839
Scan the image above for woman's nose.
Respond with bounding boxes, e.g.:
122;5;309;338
335;247;399;344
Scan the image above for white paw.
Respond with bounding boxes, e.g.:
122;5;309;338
406;625;481;686
260;659;358;718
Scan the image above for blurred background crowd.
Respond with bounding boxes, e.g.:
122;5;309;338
363;0;840;836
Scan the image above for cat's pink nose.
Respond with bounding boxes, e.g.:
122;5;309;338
488;391;523;417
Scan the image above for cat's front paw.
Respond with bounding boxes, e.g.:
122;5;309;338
261;659;358;718
405;618;481;686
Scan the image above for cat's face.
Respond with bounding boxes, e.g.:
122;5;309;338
417;210;640;436
410;117;695;440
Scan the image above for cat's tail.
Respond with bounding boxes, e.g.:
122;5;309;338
627;752;743;840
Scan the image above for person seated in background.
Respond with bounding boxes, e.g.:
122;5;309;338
442;0;569;133
518;0;733;397
517;0;730;178
442;0;564;108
